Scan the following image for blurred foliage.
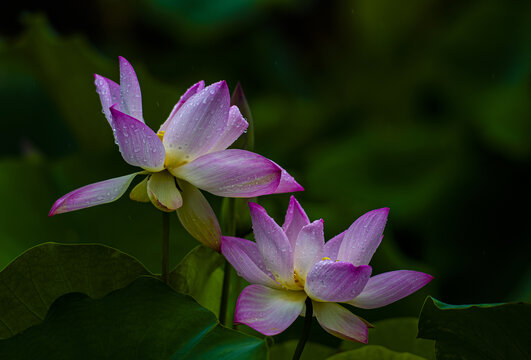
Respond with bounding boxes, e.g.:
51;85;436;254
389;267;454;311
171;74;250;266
327;346;427;360
0;0;530;351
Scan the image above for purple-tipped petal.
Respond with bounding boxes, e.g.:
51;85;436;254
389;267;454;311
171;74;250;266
147;171;182;212
313;302;368;343
337;208;389;266
305;261;372;302
208;105;249;153
163;81;230;166
347;270;433;309
118;56;143;122
159;81;205;133
234;284;306;336
110;106;165;172
171;149;281;197
221;236;281;288
94;74;121;126
176;180;221;251
323;230;346;260
282;196;311;248
249;202;297;289
270;161;304;194
294;219;324;281
49;173;139;216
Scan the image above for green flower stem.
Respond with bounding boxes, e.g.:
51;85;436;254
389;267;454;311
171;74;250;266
161;212;170;284
292;297;313;360
219;198;237;326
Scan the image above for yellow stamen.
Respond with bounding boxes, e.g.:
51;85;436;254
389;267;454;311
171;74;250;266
157;131;165;141
322;257;331;261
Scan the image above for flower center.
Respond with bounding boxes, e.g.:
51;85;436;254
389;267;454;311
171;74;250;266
157;130;190;170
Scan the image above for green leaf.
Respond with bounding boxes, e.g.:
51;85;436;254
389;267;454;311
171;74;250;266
327;345;427;360
0;242;150;339
0;277;267;360
270;340;338;360
169;245;225;315
340;318;434;360
418;296;531;360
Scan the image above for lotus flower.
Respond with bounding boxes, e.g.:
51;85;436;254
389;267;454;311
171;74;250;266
48;57;303;250
222;197;432;342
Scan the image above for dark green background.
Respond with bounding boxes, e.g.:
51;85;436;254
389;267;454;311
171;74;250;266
1;0;529;345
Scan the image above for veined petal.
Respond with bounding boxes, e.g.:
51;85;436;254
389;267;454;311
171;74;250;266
110;106;165;172
282;196;311;248
221;236;281;289
347;270;433;309
176;180;221;251
48;173;139;216
270;161;304;194
158;81;205;133
171;149;281;197
305;261;371;302
337;208;389;266
163;81;230;165
207;105;249;153
94;74;121;126
234;284;306;336
118;56;143;122
294;219;324;281
147;171;182;212
323;230;346;260
313;302;368;343
129;176;149;202
249;202;296;289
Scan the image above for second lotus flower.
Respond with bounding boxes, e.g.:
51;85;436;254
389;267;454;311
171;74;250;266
48;57;302;250
222;197;433;342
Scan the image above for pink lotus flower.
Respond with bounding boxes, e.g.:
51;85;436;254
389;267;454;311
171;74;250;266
222;197;432;342
48;57;302;250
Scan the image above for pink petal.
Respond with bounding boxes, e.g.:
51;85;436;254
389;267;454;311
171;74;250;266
270;161;304;194
48;173;139;216
221;236;281;289
323;230;346;260
163;81;230;166
282;196;311;248
118;56;143;122
176;180;221;251
207;105;249;153
171;149;281;197
146;171;182;212
313;302;368;343
337;208;389;266
294;219;324;280
94;74;121;126
234;284;306;336
305;261;372;302
158;81;205;133
110;106;165;172
347;270;433;309
248;202;297;289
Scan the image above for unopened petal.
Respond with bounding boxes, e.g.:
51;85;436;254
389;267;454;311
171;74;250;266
118;56;143;122
234;284;306;336
110;106;165;172
294;219;324;281
305;261;371;302
208;105;249;153
249;202;296;288
313;302;368;343
49;173;139;216
347;270;433;309
221;236;281;288
147;171;182;212
129;176;149;202
94;74;121;126
171;149;281;197
323;230;346;260
159;81;205;133
176;179;221;251
337;208;389;266
163;81;230;165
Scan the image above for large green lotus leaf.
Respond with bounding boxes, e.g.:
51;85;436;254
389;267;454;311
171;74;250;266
0;277;267;360
270;340;338;360
418;297;531;359
0;242;150;340
340;318;434;360
327;346;427;360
